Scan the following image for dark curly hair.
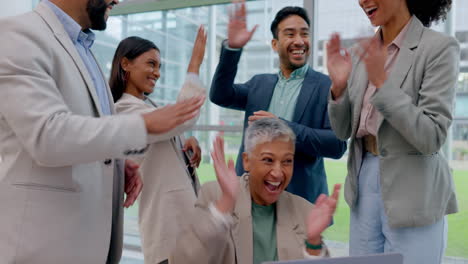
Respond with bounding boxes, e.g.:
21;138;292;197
270;6;310;39
406;0;452;27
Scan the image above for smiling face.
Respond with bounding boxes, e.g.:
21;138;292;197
122;49;161;97
358;0;409;27
272;15;310;75
86;0;118;30
243;139;295;206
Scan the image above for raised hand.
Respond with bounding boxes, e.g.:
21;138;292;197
187;25;207;74
306;184;341;243
356;36;387;89
142;96;205;134
227;0;258;49
326;33;352;99
211;135;240;213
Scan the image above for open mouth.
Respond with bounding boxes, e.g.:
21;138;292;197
291;50;305;55
365;7;378;17
264;180;282;193
290;49;306;60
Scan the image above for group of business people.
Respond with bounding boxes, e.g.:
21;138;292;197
0;0;459;263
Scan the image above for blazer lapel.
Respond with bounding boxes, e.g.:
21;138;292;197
292;67;319;123
232;176;253;264
35;3;103;116
276;193;304;260
376;16;421;129
257;76;278;111
349;59;369;136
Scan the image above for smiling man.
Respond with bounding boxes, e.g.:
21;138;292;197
210;2;346;204
0;0;204;263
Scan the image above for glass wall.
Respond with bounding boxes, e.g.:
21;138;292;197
0;0;36;17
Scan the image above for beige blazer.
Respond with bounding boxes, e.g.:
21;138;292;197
328;16;459;228
0;3;150;264
170;174;327;264
115;92;202;264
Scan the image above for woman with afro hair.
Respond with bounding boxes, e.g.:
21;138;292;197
327;0;458;263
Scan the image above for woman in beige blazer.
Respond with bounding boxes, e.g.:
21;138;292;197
327;0;458;263
171;118;341;264
110;27;207;264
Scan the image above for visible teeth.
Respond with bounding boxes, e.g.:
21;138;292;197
365;7;377;15
292;50;304;54
266;181;281;186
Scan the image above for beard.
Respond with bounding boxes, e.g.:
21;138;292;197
86;0;110;30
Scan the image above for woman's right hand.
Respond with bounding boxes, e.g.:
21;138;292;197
211;135;240;214
326;33;352;99
187;25;207;74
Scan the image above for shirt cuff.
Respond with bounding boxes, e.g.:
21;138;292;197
303;244;328;259
185;72;200;82
223;40;242;51
208;203;234;230
177;73;206;102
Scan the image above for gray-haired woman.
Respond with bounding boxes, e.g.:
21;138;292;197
170;118;341;264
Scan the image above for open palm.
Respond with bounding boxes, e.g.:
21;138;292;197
227;0;258;49
187;25;207;74
211;135;240;205
326;33;352;93
306;184;341;241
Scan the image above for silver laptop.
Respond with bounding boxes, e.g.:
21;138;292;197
262;253;403;264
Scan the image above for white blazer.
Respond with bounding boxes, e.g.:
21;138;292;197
115;74;205;263
0;3;150;263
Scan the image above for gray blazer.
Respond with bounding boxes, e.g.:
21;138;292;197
0;3;149;263
328;17;459;228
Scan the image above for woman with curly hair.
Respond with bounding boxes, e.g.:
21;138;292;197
327;0;458;263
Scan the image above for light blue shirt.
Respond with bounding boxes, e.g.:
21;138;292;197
268;64;309;121
44;0;112;115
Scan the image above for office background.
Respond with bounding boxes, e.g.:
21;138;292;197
1;0;467;263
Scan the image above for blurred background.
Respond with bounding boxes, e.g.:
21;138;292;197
1;0;467;263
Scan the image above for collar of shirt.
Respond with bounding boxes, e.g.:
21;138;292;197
378;16;413;52
278;63;309;81
43;0;96;48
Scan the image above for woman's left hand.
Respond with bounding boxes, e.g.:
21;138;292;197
183;136;202;168
187;25;207;74
357;36;387;89
306;184;341;243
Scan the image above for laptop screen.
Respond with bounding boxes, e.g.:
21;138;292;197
262;253;403;264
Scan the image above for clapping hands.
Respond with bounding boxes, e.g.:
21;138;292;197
327;33;352;99
306;184;341;244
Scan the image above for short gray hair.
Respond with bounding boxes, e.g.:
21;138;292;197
244;118;296;154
